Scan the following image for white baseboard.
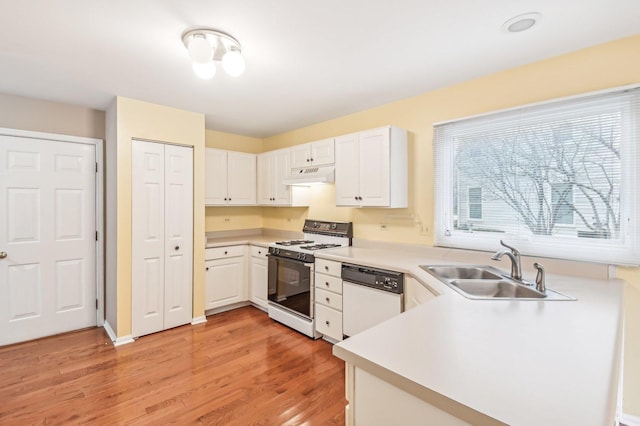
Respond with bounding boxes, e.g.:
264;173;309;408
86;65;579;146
620;413;640;426
191;315;207;325
205;301;251;316
102;321;135;346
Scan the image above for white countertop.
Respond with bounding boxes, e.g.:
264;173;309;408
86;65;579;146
318;246;625;426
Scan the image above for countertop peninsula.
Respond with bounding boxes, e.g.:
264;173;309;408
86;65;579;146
317;245;624;426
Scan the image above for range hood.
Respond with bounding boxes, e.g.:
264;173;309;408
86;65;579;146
283;165;335;185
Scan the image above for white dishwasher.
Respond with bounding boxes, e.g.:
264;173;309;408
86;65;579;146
342;263;404;337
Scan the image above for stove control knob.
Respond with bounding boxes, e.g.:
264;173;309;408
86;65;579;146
313;221;319;228
331;223;337;230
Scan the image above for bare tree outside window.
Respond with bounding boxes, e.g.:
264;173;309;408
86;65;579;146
453;113;621;239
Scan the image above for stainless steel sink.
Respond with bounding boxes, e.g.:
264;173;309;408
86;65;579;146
421;265;574;301
425;265;503;280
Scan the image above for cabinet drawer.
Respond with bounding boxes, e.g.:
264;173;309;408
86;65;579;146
315;287;343;310
315;259;342;277
315;304;343;342
315;273;343;294
205;245;245;260
250;245;268;258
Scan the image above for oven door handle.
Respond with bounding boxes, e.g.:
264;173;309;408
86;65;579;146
266;254;314;267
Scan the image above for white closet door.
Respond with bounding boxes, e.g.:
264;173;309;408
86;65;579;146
163;144;193;329
132;140;166;337
0;135;96;345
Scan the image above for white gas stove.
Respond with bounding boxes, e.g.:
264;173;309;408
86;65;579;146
267;219;353;338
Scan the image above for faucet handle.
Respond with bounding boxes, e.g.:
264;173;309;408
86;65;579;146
533;262;546;293
499;239;520;255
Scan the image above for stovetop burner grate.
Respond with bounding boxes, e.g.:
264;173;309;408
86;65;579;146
300;243;342;250
274;239;314;246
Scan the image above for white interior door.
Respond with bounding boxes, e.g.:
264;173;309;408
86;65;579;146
163;144;193;329
0;135;96;346
132;140;165;337
132;140;193;337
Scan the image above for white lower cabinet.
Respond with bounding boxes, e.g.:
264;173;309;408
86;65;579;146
404;276;436;310
314;259;343;342
346;365;469;426
205;245;248;310
249;245;268;310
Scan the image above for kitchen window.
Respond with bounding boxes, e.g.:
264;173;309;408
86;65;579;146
434;85;640;265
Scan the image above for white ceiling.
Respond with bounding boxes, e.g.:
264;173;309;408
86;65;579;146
0;1;638;138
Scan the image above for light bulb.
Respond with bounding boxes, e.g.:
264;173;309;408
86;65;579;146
222;50;246;77
192;61;216;79
188;35;213;64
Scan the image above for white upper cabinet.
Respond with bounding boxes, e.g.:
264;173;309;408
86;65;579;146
205;148;256;206
290;137;335;168
258;148;310;206
335;126;408;208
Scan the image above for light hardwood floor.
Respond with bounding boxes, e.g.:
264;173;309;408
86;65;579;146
0;306;346;425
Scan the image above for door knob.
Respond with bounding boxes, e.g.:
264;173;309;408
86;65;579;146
0;251;7;259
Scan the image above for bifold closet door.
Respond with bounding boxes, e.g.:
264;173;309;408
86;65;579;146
132;140;193;338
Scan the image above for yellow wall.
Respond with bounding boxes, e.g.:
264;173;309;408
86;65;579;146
261;34;640;415
205;129;262;153
109;96;206;336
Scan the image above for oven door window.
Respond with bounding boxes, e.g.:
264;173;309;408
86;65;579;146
268;257;312;319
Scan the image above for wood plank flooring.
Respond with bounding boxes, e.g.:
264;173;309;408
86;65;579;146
0;306;346;425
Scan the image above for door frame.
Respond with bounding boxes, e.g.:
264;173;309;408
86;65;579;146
0;127;105;326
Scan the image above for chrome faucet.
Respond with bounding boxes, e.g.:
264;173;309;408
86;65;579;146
491;240;522;281
533;262;546;293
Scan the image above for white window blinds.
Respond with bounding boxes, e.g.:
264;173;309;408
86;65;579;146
434;85;640;265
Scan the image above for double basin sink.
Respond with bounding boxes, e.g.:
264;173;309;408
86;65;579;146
421;265;574;301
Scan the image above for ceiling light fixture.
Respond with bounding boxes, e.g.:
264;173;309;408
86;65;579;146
182;28;246;79
502;12;541;33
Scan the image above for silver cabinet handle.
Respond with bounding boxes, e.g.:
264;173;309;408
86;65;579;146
0;251;7;259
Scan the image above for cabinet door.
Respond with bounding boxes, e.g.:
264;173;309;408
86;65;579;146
163;144;193;329
249;249;268;309
272;148;293;205
404;276;436;311
205;255;246;309
227;152;256;205
205;148;228;205
290;143;310;168
310;138;335;166
335;133;361;206
257;151;275;205
358;128;390;207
